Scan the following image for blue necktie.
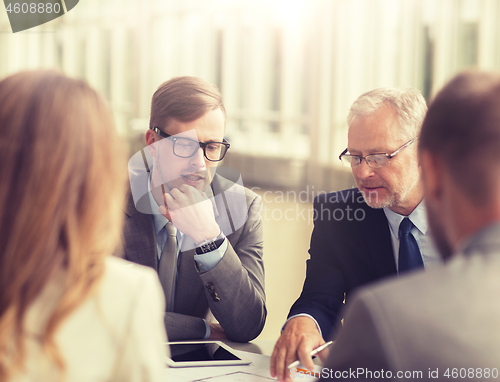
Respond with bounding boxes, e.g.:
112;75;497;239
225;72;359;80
398;217;424;273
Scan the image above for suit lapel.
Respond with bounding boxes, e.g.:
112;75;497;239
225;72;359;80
123;192;158;270
361;205;397;278
210;173;246;239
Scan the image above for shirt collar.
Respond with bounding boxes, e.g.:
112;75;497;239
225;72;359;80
383;199;429;239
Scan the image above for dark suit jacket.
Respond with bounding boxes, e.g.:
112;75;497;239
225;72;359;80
119;169;266;343
288;188;396;340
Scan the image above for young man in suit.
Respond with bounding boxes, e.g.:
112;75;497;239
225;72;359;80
121;76;266;342
319;71;500;380
271;87;441;381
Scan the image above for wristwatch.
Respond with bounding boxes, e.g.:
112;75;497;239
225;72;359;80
195;232;225;254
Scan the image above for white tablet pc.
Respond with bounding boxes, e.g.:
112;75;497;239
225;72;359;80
165;341;252;368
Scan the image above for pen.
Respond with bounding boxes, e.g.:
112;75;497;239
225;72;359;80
287;341;334;369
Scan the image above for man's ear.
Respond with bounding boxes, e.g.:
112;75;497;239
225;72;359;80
145;129;157;156
420;150;444;204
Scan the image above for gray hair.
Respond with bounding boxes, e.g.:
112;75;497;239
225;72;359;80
347;87;427;141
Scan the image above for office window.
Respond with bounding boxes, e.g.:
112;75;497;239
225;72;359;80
101;29;111;100
269;27;282;133
459;22;478;67
215;29;223;92
422;25;434;100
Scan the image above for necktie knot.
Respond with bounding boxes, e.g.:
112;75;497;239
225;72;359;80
399;217;413;236
165;221;176;237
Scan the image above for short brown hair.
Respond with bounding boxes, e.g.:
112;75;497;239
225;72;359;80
419;70;500;206
149;76;226;131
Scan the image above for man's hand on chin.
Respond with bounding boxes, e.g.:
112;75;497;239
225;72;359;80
159;184;220;243
270;316;325;382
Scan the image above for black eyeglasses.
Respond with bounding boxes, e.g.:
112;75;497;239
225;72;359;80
339;138;418;168
152;127;230;162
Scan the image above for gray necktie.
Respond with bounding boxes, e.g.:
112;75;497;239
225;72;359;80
158;222;177;311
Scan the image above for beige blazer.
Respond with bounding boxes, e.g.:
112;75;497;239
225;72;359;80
11;257;167;382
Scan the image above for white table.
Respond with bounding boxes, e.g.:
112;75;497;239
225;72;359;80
222;339;276;357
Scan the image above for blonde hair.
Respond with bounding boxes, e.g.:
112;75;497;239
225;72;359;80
0;70;127;380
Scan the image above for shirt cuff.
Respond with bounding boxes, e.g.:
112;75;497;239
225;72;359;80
202;319;210;339
284;314;323;338
194;239;228;272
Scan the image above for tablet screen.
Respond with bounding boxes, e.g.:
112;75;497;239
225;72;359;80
169;342;242;362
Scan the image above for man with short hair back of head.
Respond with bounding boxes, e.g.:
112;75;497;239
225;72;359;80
271;87;441;382
319;70;500;380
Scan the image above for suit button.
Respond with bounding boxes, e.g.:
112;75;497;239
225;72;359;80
205;282;220;302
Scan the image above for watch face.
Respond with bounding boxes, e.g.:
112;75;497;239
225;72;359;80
202;242;217;253
196;236;224;254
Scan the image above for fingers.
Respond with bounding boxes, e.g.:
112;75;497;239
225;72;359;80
160;184;218;241
159;191;172;220
297;342;317;371
271;338;310;382
168;188;184;203
208;323;227;340
158;205;172;221
163;192;176;208
270;317;324;381
270;339;292;381
162;188;188;210
317;347;330;363
165;185;206;208
270;332;301;381
177;183;204;197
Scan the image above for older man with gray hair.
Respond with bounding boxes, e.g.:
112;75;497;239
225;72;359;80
271;87;441;382
318;70;500;381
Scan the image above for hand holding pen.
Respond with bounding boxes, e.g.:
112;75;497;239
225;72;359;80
287;341;334;369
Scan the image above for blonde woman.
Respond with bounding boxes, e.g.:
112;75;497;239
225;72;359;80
0;70;167;381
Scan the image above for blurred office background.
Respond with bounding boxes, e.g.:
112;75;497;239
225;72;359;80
1;0;500;340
